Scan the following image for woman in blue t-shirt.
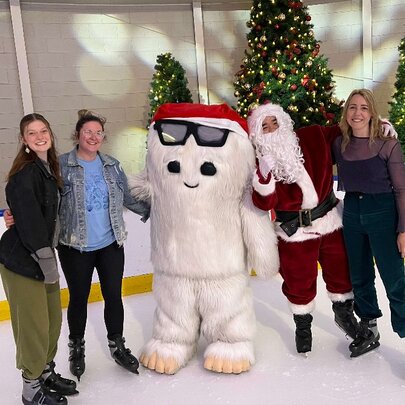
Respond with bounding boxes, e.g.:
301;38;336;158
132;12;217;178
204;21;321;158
333;89;405;358
57;110;150;380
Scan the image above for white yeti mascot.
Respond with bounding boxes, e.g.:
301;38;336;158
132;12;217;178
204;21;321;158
130;103;279;375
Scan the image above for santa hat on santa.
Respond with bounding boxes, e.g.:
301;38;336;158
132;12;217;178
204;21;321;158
152;103;248;138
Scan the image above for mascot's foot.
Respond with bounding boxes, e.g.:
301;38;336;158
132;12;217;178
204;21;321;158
204;356;251;374
203;341;254;374
140;352;180;375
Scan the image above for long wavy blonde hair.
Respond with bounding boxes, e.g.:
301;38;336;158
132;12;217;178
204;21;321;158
339;88;385;151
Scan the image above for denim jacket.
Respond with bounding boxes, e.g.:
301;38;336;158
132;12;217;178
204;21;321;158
58;148;150;250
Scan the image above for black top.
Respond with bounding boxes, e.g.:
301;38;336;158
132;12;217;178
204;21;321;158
333;135;405;232
0;158;59;280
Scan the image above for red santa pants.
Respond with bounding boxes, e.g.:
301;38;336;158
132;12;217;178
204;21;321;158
278;229;352;307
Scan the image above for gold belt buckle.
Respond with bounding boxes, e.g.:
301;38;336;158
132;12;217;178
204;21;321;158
298;209;312;227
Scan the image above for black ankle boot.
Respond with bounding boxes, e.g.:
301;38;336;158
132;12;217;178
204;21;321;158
41;361;78;396
349;318;380;358
22;376;67;405
68;338;85;381
332;299;359;339
293;314;313;354
108;335;139;374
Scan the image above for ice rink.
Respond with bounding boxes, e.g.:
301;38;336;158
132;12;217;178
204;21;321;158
1;273;404;405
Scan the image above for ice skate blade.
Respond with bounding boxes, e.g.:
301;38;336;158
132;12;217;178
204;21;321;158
350;341;380;358
298;351;310;358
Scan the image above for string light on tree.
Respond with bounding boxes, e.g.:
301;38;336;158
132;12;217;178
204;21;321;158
234;0;342;127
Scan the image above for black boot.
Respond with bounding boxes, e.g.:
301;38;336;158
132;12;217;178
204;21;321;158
108;335;139;374
68;338;85;381
349;318;380;358
22;376;67;405
41;361;78;396
293;314;313;354
332;299;359;339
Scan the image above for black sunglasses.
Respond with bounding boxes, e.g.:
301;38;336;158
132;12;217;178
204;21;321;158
153;119;230;147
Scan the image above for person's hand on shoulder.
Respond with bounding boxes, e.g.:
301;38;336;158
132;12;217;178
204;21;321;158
3;209;15;228
381;119;398;138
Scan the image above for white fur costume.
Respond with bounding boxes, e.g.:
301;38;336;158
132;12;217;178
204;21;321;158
129;103;279;374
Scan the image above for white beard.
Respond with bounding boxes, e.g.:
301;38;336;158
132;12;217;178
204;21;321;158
253;128;304;184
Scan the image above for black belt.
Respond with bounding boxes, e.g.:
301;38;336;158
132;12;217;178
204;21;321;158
275;191;338;237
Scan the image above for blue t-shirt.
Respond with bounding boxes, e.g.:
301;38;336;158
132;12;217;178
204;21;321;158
78;156;115;251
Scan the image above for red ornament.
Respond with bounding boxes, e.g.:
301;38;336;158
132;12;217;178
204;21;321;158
306;15;311;21
255;25;262;31
291;68;297;74
275;24;280;29
290;84;297;91
261;51;268;58
271;66;278;73
293;47;301;55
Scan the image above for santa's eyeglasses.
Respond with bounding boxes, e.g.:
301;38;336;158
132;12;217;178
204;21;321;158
153;119;229;147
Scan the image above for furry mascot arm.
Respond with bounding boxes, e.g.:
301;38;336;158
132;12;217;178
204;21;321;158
240;187;280;279
127;169;152;206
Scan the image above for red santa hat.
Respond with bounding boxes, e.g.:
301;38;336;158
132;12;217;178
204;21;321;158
152;103;248;138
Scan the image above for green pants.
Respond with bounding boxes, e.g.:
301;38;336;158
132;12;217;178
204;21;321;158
0;264;62;379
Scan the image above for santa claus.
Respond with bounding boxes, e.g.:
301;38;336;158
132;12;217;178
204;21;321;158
248;102;359;355
129;103;279;374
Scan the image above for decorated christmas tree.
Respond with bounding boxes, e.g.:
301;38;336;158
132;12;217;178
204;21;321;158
234;0;342;128
147;53;193;126
389;37;405;154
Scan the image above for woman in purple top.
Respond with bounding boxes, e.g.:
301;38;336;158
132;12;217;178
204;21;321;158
333;89;405;358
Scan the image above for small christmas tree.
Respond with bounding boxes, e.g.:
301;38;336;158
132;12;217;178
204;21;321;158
147;53;193;126
389;37;405;154
234;0;342;128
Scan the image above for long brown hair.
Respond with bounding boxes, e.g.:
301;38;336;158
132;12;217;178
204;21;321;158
339;88;384;151
7;113;63;188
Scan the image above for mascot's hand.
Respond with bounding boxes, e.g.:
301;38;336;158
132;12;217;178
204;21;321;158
381;119;397;138
258;154;276;178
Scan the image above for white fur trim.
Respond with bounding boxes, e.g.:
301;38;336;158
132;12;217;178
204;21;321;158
252;171;276;196
290;300;315;315
276;203;343;242
296;167;318;209
204;341;255;364
327;291;354;302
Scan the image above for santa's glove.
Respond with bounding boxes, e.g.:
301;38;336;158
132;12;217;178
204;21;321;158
258;154;276;178
381;119;398;138
32;247;59;284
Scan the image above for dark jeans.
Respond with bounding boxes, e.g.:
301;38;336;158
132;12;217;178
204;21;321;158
343;192;405;338
58;242;125;340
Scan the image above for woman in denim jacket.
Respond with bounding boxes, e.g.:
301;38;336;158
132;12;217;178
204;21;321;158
58;110;150;381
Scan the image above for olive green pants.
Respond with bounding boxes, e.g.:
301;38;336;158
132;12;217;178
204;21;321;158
0;264;62;379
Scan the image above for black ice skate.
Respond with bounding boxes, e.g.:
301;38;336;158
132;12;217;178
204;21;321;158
332;299;359;339
68;338;85;381
293;314;313;355
41;361;78;396
108;335;139;374
349;318;380;358
22;377;67;405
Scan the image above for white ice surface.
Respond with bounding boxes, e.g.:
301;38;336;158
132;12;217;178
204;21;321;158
1;273;404;405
